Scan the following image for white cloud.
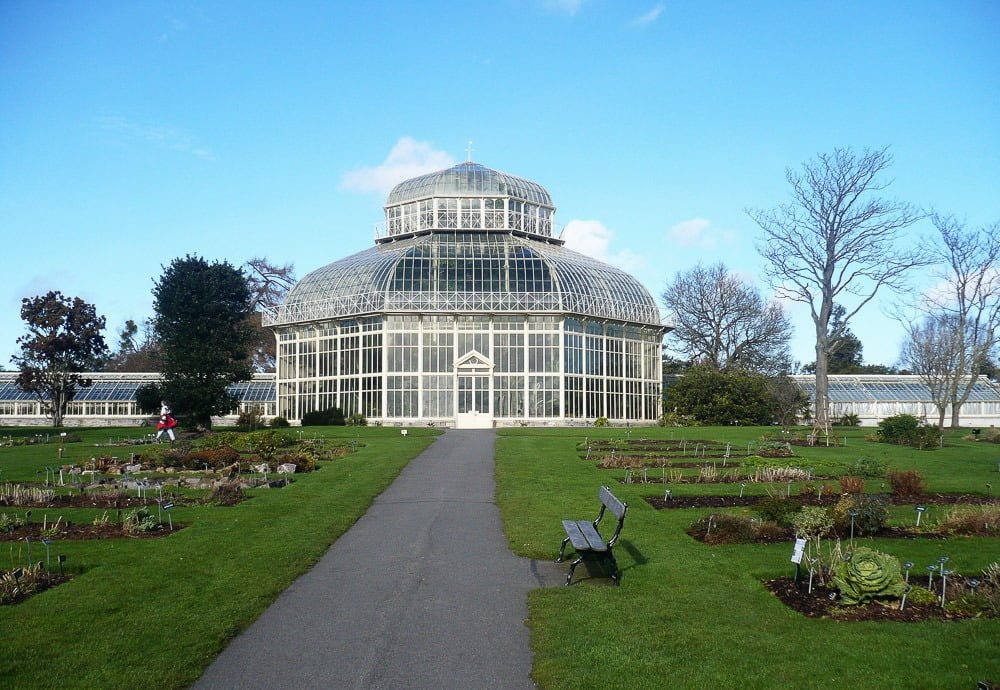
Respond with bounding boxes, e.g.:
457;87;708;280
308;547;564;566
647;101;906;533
667;217;715;248
631;3;665;26
341;137;455;196
94;115;214;160
563;219;647;273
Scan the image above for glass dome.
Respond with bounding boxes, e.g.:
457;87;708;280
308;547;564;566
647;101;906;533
386;161;552;207
270;232;661;327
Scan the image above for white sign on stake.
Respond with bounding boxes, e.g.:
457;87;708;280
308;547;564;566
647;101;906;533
790;538;807;564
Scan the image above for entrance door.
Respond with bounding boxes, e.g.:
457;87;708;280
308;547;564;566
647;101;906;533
458;375;489;415
454;350;494;429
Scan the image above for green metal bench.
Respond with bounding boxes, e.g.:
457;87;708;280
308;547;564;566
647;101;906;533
556;485;628;585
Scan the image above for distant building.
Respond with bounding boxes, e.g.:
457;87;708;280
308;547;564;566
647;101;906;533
792;374;1000;427
263;161;667;428
0;372;275;427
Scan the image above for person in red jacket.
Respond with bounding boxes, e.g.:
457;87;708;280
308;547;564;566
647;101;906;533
155;401;178;443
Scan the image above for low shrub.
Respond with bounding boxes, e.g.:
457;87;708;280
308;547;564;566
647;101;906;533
236;406;266;430
269;416;290;428
208;482;245;506
754;496;800;527
886;469;926;498
187;446;241;469
246;430;291;458
831;494;888;536
687;514;756;545
757;441;794;458
0;512;25;532
846;457;886;478
875;414;942;449
837;412;861;427
791;506;833;541
593;416;609;427
198;432;243;451
0;562;48;604
301;407;346;426
276;451;317;473
839;476;865;494
658;412;698;427
935;504;1000;536
122;508;160;535
348;412;368;426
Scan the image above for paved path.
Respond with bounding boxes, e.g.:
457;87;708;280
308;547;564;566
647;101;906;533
195;430;560;690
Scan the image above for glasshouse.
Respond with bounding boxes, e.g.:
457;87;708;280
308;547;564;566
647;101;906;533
263;161;667;428
792;374;1000;427
0;372;275;427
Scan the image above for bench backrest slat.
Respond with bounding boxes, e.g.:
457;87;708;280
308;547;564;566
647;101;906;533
599;485;627;522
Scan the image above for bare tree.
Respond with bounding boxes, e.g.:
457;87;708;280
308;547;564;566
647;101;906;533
245;257;296;372
916;214;1000;426
105;318;162;372
246;257;296;310
748;147;926;435
900;312;963;428
661;262;792;375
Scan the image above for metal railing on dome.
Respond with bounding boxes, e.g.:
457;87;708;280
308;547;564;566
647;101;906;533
374;210;564;242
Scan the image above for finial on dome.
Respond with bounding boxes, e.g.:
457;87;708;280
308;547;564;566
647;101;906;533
466;140;474;162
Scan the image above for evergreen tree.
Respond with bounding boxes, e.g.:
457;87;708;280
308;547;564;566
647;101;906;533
151;255;254;428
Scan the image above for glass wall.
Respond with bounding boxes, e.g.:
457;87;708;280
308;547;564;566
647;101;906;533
275;313;662;424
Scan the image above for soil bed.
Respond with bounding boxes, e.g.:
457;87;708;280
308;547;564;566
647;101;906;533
0;522;183;541
1;572;72;606
764;576;988;621
646;493;997;510
687;524;950;544
621;475;835;484
2;494;177;509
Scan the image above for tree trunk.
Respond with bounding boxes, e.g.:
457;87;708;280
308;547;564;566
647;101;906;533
813;334;830;435
950;400;962;428
938;405;947;429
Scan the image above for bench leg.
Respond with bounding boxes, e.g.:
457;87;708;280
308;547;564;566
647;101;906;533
566;555;585;585
608;549;621;586
556;537;571;563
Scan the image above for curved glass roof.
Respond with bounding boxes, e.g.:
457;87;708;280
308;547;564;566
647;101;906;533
792;375;1000;403
271;233;661;327
0;373;275;404
386;162;553;207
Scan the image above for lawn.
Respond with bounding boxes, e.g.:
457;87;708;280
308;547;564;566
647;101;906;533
0;425;438;689
3;424;997;689
496;426;1000;690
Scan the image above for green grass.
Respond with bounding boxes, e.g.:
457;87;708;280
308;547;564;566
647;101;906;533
4;424;998;688
496;426;1000;690
0;425;438;689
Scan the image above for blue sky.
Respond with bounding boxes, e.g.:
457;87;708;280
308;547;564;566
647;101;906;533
1;1;998;369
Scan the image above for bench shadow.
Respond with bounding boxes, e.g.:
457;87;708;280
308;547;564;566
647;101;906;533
618;539;648;571
548;540;648;587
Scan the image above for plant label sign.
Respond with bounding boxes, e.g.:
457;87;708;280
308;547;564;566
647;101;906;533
790;538;807;564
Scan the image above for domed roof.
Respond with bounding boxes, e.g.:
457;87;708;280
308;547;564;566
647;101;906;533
386;161;553;207
270;233;660;327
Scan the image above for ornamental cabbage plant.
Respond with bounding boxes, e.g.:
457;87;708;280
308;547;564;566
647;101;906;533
832;547;906;605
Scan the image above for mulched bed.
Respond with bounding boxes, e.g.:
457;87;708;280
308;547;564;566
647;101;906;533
622;475;835;484
596;461;747;469
1;572;73;606
764;576;987;621
0;522;183;541
646;493;998;510
2;494;168;509
687;524;951;544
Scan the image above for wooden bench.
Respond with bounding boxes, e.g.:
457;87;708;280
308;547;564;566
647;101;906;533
556;485;628;586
